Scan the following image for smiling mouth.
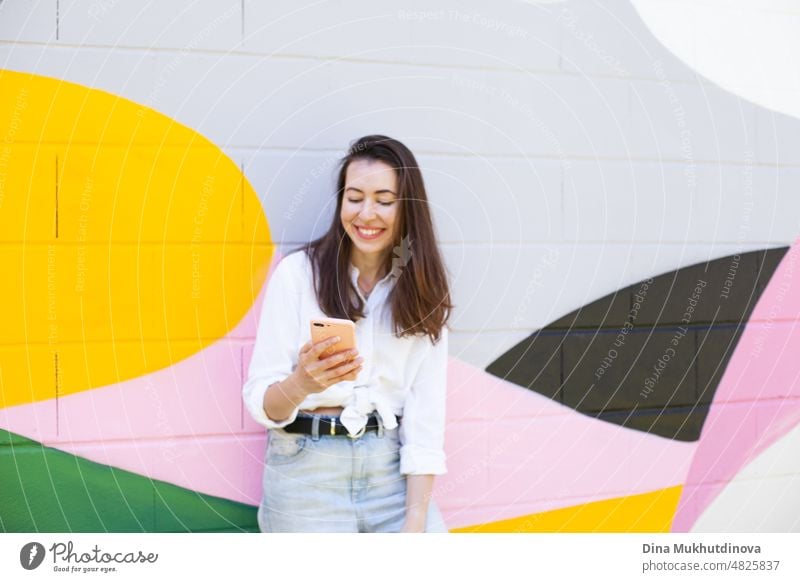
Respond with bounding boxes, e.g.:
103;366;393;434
354;225;386;240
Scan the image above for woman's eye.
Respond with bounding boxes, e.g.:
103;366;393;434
347;198;362;203
379;201;395;207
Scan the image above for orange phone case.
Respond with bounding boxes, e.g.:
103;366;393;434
310;317;357;358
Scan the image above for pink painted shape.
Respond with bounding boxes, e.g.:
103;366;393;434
241;342;263;433
439;358;696;530
55;340;243;443
672;239;800;531
66;435;267;506
0;398;57;445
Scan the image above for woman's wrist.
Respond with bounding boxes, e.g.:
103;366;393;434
274;372;307;410
283;369;311;401
263;371;309;422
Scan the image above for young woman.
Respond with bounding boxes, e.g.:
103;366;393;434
243;135;453;533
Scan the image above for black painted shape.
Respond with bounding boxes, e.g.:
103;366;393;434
486;247;789;441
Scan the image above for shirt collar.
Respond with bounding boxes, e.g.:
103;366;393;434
348;261;396;293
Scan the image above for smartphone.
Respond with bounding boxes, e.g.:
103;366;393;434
310;317;357;359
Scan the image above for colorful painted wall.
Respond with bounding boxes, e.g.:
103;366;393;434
1;0;799;533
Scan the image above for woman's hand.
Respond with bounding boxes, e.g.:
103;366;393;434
290;336;363;396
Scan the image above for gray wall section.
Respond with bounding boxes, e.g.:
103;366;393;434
2;1;798;372
487;248;789;441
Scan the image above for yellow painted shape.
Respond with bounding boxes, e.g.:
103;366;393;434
57;145;247;243
451;486;683;532
0;69;272;408
0;345;59;406
0;145;56;240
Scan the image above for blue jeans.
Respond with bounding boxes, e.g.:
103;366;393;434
257;413;448;533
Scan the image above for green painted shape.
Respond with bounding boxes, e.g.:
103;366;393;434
153;480;257;532
0;429;257;532
0;428;30;447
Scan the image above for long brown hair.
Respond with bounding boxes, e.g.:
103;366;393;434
294;135;452;344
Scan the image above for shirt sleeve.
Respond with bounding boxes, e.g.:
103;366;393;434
242;254;304;429
398;326;449;476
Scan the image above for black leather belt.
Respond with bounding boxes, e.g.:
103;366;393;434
282;412;398;438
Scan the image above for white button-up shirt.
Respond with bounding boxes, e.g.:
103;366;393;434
242;250;448;475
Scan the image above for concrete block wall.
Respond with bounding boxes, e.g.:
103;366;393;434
1;0;799;532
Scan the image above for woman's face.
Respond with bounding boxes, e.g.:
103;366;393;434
340;158;400;262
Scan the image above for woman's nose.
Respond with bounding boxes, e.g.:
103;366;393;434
359;200;378;220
